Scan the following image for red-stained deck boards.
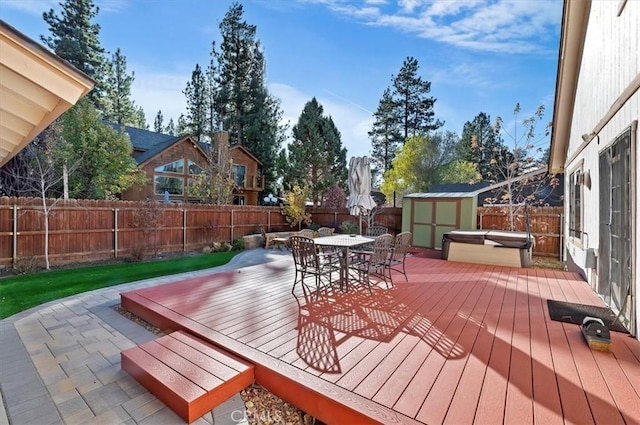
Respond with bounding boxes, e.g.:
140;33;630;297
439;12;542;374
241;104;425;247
121;330;254;423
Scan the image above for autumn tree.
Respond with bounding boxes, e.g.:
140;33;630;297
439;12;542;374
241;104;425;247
380;131;460;205
188;133;236;205
287;98;347;206
483;103;554;229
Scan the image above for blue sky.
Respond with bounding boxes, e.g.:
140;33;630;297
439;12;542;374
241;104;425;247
1;0;563;159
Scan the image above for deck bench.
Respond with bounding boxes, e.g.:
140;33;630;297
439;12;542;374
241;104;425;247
121;330;254;423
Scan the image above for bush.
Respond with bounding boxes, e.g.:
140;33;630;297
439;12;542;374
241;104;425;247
13;257;42;275
339;220;358;234
232;238;245;251
129;246;146;262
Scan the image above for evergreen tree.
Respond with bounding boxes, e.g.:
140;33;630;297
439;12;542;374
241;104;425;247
154;110;164;133
42;0;105;103
176;114;188;136
103;48;138;125
392;56;443;140
183;64;207;141
165;118;176;136
369;87;402;178
287;98;347;206
130;106;148;129
458;112;505;180
211;2;285;186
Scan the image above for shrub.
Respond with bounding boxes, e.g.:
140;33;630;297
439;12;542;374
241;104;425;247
13;257;42;275
129;246;146;262
339;220;358;234
232;238;245;251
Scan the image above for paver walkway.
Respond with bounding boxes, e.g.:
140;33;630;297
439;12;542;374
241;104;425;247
0;249;290;425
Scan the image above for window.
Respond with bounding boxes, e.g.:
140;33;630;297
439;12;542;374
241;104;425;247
155;176;184;195
188;160;202;175
233;195;245;205
232;164;246;187
155;159;184;174
569;167;582;240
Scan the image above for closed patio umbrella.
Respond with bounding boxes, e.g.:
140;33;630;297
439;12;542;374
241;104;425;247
346;156;377;233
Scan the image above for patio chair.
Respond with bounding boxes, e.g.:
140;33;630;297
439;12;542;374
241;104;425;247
348;233;394;293
298;229;316;239
317;227;334;237
385;231;412;284
366;225;388;237
290;235;340;299
360;225;389;251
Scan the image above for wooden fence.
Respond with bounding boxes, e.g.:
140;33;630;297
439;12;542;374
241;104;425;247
477;206;563;259
0;197;562;268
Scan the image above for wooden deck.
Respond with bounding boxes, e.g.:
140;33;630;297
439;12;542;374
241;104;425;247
121;254;640;424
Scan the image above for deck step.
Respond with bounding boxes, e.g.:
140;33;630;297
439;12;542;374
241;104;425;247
121;330;254;423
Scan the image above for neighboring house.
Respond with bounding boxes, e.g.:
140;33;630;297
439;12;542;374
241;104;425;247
114;125;264;204
0;20;95;167
549;0;638;337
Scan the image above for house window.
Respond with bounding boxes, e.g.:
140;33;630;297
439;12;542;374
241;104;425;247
569;167;582;240
155;176;184;195
233;195;245;205
155;159;184;174
232;164;246;188
188;160;202;175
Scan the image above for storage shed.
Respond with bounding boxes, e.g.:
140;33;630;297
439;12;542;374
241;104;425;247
403;168;549;249
402;191;480;249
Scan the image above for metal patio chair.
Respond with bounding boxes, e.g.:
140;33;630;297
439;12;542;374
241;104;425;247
385;231;412;284
290;235;340;299
348;233;394;293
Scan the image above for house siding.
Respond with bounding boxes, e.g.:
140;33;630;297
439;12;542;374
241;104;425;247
122;138;209;203
563;0;638;336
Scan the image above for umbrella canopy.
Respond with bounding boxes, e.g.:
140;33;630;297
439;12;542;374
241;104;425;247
346;156;377;216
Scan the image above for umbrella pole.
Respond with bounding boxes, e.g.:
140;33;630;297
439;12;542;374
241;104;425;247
359;214;362;235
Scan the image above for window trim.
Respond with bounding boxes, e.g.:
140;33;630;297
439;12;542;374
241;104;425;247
568;160;584;248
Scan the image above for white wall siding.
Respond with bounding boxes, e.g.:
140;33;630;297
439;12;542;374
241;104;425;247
563;0;638;336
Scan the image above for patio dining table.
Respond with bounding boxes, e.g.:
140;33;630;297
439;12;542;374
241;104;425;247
313;234;375;291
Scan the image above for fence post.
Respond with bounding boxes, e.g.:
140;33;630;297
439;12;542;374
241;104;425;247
479;211;483;229
268;210;271;232
559;213;564;261
230;209;234;242
12;204;17;268
114;208;118;258
183;207;187;252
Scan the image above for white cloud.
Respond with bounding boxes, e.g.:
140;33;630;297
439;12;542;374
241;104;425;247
302;0;562;53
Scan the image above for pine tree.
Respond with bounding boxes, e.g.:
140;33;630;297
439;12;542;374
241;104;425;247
183;64;207;142
369;87;402;178
211;2;285;188
458;112;504;180
165;118;176;136
103;48;138;125
154;110;164;133
287;98;347;206
41;0;105;103
392;57;443;140
176;114;188;136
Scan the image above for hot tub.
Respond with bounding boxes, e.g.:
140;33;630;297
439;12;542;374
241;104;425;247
441;229;533;268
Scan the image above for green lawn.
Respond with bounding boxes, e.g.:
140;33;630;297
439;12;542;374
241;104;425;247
0;252;237;319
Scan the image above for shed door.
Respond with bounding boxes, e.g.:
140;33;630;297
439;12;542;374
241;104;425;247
598;129;632;330
411;199;460;249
